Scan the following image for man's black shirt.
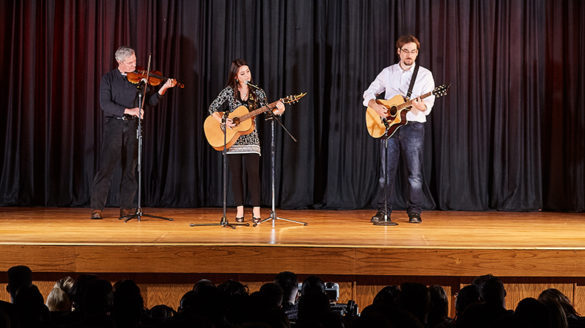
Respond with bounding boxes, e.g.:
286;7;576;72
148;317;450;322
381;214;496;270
99;69;161;118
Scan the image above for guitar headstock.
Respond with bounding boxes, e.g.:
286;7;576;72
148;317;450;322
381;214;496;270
432;84;451;98
281;92;307;104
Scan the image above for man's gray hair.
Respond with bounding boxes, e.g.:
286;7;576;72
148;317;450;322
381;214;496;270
115;46;135;63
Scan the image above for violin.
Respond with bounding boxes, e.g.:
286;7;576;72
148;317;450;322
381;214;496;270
126;67;184;88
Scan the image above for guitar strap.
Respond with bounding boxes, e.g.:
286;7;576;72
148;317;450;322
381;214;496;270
406;63;419;100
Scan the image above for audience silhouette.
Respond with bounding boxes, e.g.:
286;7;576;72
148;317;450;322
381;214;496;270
2;266;585;328
274;271;299;322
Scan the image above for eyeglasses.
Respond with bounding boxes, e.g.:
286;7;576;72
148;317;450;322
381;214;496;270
400;48;418;55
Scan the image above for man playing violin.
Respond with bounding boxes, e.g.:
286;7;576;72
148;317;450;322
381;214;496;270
90;46;177;220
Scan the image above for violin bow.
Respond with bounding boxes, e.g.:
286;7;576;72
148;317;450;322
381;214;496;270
140;54;152;110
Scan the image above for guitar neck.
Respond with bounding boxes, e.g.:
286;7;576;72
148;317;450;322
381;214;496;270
238;100;280;121
397;90;433;111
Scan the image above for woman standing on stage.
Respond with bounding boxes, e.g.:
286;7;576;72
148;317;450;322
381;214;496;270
208;59;285;223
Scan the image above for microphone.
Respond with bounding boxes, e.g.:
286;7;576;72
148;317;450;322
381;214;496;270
246;81;262;90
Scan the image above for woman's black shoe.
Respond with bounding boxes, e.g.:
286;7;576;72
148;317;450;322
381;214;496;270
252;217;262;224
235;217;245;223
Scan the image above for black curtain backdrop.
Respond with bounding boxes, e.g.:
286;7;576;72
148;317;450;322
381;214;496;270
0;0;583;211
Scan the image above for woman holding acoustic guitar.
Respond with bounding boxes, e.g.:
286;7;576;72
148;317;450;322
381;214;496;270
208;59;285;223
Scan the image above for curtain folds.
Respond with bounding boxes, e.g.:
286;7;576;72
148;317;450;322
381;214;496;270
0;0;583;211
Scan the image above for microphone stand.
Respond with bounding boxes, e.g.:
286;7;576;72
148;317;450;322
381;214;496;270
190;109;249;229
373;138;398;226
121;55;173;222
248;83;307;228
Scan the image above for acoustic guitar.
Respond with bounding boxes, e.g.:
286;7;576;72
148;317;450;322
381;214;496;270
365;84;450;139
204;93;306;151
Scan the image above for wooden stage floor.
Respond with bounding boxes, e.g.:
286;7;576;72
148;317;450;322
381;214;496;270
1;207;585;277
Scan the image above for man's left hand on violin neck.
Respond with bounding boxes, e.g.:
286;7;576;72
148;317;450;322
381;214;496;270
158;78;178;95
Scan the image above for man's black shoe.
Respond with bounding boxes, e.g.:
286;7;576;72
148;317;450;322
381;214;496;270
90;209;103;220
372;211;398;226
408;213;422;223
371;211;386;223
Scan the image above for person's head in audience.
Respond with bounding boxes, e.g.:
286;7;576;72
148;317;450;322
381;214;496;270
259;282;284;308
45;275;75;313
373;285;400;307
538;288;580;318
78;278;113;317
46;284;72;312
192;278;214;292
455;284;480;318
296;275;344;327
474;274;506;307
148;304;176;325
216;279;249;325
274;271;299;306
538;289;573;328
428;285;450;327
113;280;144;327
55;276;75;296
356;303;424;328
300;275;325;297
457;275;513;328
399;282;430;325
471;274;492;288
178;290;196;313
218;279;249;298
514;297;551;328
353;304;393;328
176;290;217;328
399;283;430;325
70;274;98;311
193;281;222;321
13;284;49;326
6;265;32;302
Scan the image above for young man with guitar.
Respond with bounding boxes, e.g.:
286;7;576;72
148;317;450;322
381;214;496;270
363;34;435;224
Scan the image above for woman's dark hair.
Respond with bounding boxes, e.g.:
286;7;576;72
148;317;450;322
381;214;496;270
226;59;249;97
226;58;257;106
538;288;579;317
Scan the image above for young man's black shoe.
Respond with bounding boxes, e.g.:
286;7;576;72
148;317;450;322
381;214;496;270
371;211;386;223
408;213;422;223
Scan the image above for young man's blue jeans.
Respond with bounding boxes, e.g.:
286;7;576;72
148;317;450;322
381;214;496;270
376;122;425;216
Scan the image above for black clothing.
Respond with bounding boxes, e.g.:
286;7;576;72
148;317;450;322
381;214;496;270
99;69;161;118
91;118;139;210
228;153;261;207
90;69;161;210
568;314;585;328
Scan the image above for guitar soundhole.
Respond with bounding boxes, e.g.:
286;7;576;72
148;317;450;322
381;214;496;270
232;117;240;126
389;106;397;118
